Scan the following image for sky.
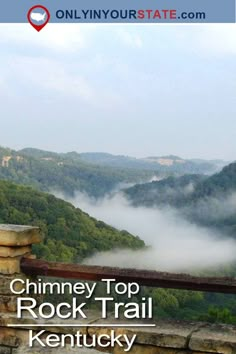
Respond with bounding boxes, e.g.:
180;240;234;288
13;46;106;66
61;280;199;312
0;24;235;160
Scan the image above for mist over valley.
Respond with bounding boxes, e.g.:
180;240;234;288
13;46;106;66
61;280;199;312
1;144;236;323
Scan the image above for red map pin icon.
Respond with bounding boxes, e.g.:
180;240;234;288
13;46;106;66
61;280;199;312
27;5;50;32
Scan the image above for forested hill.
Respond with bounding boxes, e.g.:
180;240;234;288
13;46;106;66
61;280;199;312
0;146;227;199
124;162;236;208
189;162;236;199
124;162;236;237
0;146;156;198
124;174;206;207
78;152;223;174
0;180;144;262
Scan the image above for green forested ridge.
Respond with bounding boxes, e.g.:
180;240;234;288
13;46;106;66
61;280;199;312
78;151;222;174
0;178;235;325
1;145;236;324
0;180;216;324
0;145;226;198
124;162;236;237
0;180;144;262
0;146;158;197
124;174;206;207
190;162;236;199
123;162;236;323
125;162;236;206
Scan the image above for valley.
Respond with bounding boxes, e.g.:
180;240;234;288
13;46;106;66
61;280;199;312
0;144;236;324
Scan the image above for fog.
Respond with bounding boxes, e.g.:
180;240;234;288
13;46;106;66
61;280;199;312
57;192;236;273
183;193;236;224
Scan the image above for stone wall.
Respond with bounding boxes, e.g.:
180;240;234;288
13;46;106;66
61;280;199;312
0;225;42;354
0;224;236;354
1;315;236;354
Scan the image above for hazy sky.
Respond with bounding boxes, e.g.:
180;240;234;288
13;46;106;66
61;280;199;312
0;24;235;160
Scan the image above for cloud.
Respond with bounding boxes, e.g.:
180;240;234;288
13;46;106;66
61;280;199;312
0;23;236;158
175;24;236;57
200;25;236;56
1;23;235;57
0;54;122;108
7;56;94;101
183;192;236;225
58;192;236;273
0;24;144;52
0;24;91;52
116;28;143;48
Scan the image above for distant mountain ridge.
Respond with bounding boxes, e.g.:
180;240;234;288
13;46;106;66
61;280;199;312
124;161;236;237
0;146;156;197
190;162;236;199
0;146;227;197
125;162;236;206
124;174;206;207
79;151;226;174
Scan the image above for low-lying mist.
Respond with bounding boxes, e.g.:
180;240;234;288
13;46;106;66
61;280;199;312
55;190;236;273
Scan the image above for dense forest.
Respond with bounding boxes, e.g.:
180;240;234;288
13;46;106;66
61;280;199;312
124;162;236;237
0;145;236;324
79;152;223;174
0;147;157;198
125;162;236;206
0;177;235;324
123;163;236;323
0;180;144;262
124;174;206;207
0;146;225;198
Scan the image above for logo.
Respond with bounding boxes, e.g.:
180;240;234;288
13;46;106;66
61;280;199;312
27;5;50;32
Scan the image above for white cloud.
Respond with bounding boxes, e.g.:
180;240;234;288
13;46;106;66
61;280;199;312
6;56;92;100
0;24;125;106
175;24;236;56
200;25;236;55
116;28;143;48
1;54;122;111
0;24;93;52
62;192;236;272
1;23;235;57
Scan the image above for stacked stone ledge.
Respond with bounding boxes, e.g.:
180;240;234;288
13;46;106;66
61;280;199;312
0;225;42;354
0;225;42;312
